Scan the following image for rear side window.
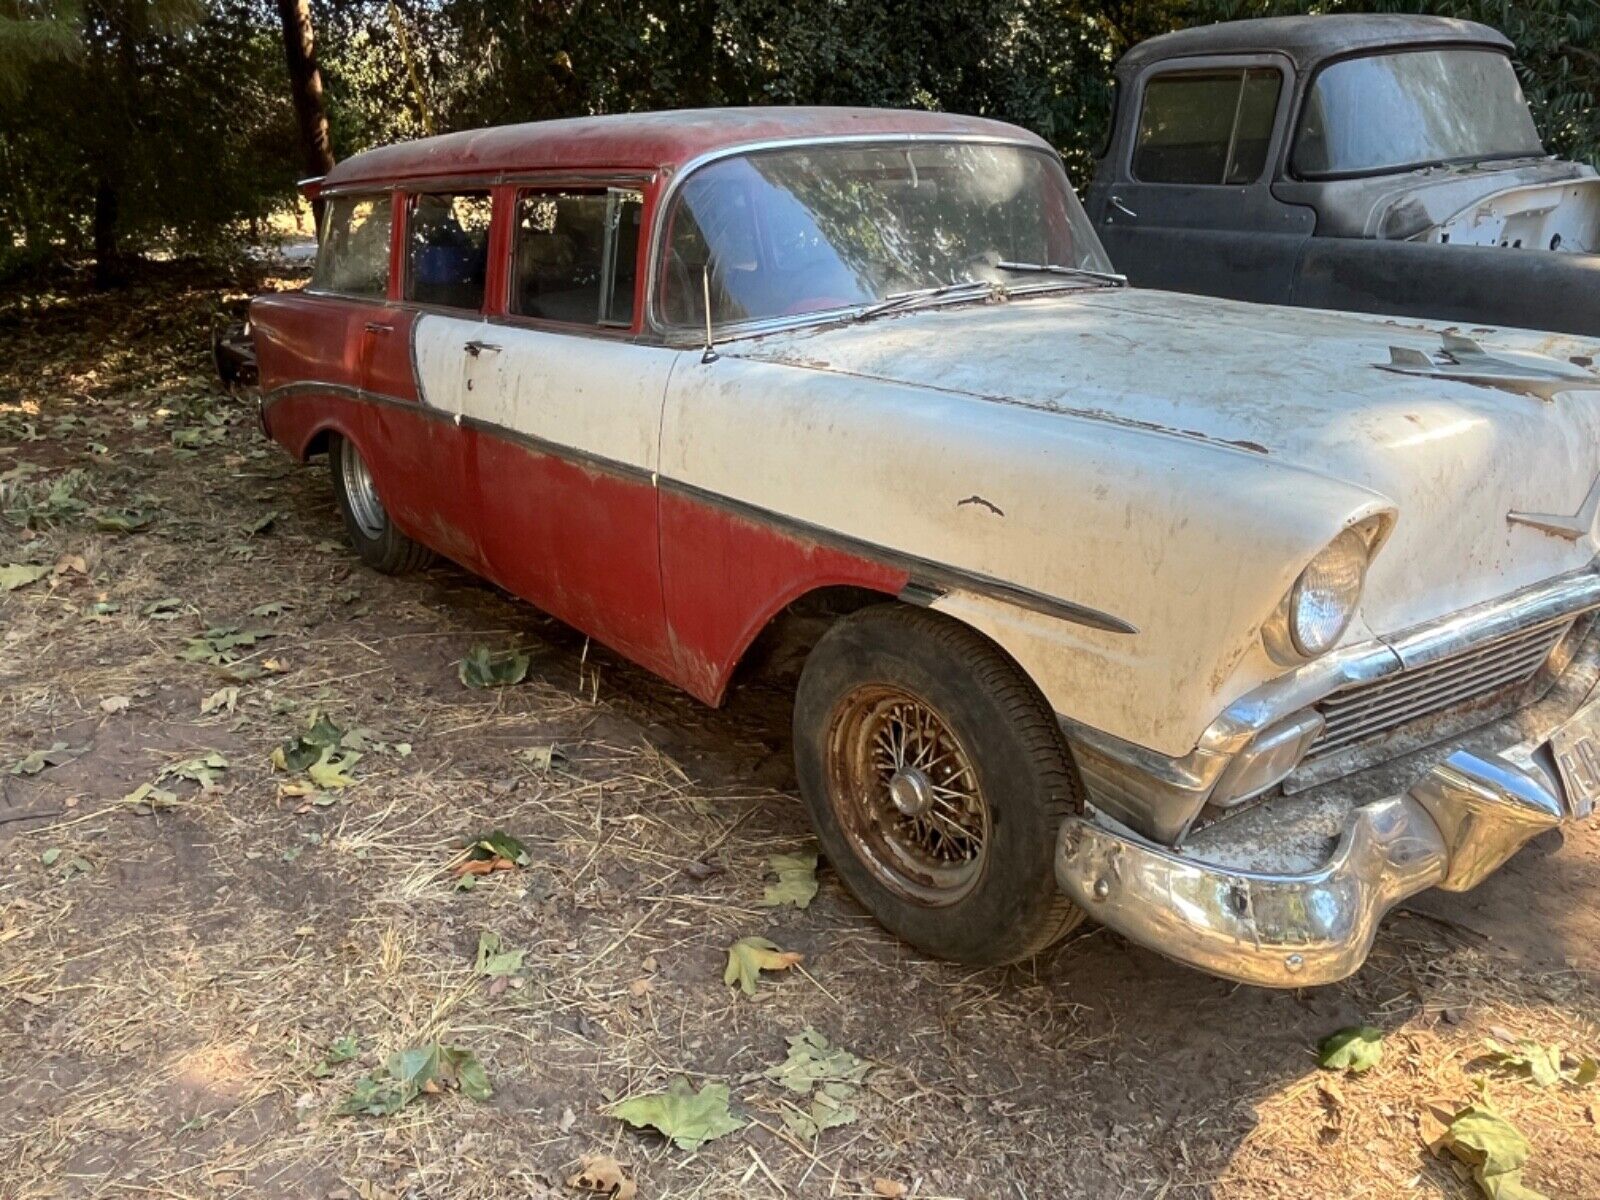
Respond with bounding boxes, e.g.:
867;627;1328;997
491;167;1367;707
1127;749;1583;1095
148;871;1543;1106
312;195;393;297
1133;68;1283;185
511;188;642;327
406;192;493;310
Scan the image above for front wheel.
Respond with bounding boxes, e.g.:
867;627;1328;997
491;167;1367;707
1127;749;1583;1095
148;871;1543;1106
327;433;434;575
793;605;1084;965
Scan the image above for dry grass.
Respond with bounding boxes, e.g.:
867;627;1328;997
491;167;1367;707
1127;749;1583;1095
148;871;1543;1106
1;264;1598;1198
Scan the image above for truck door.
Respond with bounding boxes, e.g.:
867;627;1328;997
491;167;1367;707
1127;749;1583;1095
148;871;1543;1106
1089;56;1312;304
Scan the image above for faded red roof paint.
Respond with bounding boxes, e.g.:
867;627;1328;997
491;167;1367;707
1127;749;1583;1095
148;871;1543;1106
320;106;1046;188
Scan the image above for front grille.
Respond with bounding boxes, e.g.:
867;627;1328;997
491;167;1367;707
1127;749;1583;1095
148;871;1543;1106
1307;620;1571;759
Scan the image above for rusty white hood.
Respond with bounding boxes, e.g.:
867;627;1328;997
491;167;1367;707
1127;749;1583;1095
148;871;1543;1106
729;287;1600;637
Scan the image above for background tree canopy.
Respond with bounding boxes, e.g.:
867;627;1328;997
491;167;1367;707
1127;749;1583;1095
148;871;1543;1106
1;0;1596;280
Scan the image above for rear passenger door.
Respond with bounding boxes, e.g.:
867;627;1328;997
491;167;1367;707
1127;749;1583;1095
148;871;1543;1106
371;190;496;570
413;184;684;677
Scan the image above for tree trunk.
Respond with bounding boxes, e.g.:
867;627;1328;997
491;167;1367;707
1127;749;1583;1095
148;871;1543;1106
92;176;120;288
276;0;335;226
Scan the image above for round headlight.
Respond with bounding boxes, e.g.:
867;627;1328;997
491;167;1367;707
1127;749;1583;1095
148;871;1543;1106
1286;528;1368;658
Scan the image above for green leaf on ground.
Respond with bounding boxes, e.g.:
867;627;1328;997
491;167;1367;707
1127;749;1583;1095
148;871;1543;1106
610;1077;743;1151
180;625;273;667
92;508;152;534
458;645;530;689
8;742;74;775
766;1028;870;1141
159;751;229;791
465;830;529;867
0;563;50;592
312;1034;361;1077
123;782;179;814
758;851;819;909
307;747;361;791
336;1041;490;1116
724;936;803;996
1484;1039;1565;1088
1317;1026;1385;1074
474;930;525;979
142;597;185;619
1439;1100;1547;1200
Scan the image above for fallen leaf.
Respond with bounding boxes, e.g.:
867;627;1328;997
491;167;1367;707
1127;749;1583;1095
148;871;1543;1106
517;743;565;770
459;645;530;689
872;1179;908;1198
1318;1026;1385;1074
474;930;525;979
1438;1100;1547;1199
159;751;229;791
765;1027;871;1140
0;563;49;591
52;553;86;575
201;686;239;715
567;1154;637;1199
100;694;131;714
307;747;361;791
758;850;819;909
610;1077;743;1151
8;742;76;775
724;936;803;996
337;1041;490;1117
1483;1037;1596;1088
123;782;179;814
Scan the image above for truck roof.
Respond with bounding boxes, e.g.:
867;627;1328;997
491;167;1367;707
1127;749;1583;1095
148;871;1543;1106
1116;13;1512;76
318;106;1045;190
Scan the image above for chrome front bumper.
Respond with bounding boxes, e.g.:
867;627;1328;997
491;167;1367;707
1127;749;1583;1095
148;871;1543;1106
1056;693;1598;988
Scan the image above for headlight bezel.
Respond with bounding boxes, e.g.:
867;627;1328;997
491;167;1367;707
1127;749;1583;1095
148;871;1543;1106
1263;523;1378;664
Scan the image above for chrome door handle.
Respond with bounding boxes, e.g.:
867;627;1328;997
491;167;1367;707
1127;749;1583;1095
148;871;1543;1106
364;321;394;334
463;340;502;357
1110;195;1138;219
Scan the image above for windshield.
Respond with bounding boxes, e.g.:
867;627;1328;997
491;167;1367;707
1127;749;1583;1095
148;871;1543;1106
1293;49;1544;177
655;141;1113;330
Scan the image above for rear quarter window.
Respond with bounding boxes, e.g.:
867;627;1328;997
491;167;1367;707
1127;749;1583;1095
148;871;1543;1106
312;195;393;297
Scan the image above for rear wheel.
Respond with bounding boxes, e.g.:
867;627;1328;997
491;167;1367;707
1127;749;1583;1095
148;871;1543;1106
327;433;434;575
793;605;1084;965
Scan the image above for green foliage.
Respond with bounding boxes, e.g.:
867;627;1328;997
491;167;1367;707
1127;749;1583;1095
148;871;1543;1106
1;0;1595;280
1317;1025;1386;1074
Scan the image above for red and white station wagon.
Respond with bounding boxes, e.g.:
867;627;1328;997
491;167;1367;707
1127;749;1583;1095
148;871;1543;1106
252;107;1600;987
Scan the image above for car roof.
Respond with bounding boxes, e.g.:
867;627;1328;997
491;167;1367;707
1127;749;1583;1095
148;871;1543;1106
1115;13;1512;77
318;106;1047;190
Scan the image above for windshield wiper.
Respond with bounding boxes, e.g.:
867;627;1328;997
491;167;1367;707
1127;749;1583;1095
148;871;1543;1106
997;261;1127;287
849;278;999;324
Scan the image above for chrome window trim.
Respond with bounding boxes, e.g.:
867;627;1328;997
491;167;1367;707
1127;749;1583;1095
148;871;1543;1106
641;132;1067;343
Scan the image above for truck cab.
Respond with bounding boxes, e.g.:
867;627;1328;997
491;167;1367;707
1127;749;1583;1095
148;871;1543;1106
1086;14;1600;335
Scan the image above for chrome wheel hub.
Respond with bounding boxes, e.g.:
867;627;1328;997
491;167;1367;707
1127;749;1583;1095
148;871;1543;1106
888;768;934;817
340;442;387;539
825;685;990;907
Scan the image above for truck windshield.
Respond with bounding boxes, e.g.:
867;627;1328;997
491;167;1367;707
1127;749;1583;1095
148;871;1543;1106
655;140;1113;330
1293;48;1544;177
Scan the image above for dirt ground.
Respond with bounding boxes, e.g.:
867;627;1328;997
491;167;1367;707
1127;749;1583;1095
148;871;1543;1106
2;265;1599;1200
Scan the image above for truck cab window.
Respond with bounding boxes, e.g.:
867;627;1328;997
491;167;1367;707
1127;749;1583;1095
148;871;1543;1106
512;189;642;327
1133;68;1282;185
312;195;393;297
405;192;493;310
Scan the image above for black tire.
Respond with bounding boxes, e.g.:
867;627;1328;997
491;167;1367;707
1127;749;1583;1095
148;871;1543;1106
794;604;1084;965
327;433;434;575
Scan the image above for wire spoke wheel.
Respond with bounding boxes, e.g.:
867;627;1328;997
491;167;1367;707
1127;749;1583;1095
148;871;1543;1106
339;440;387;540
826;684;990;906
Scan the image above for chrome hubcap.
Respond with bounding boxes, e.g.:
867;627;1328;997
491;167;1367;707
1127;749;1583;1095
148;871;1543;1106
888;768;934;817
340;442;386;539
826;686;990;906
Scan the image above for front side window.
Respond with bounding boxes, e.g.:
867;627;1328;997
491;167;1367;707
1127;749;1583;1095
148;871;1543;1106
312;194;393;297
657;141;1111;330
406;192;493;310
1133;68;1283;185
512;189;642;326
1293;49;1543;177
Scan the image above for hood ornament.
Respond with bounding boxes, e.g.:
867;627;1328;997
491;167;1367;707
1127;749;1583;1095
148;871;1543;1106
1381;333;1600;401
1508;472;1600;541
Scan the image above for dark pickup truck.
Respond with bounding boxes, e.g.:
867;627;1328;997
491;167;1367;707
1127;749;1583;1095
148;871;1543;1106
1084;14;1600;336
